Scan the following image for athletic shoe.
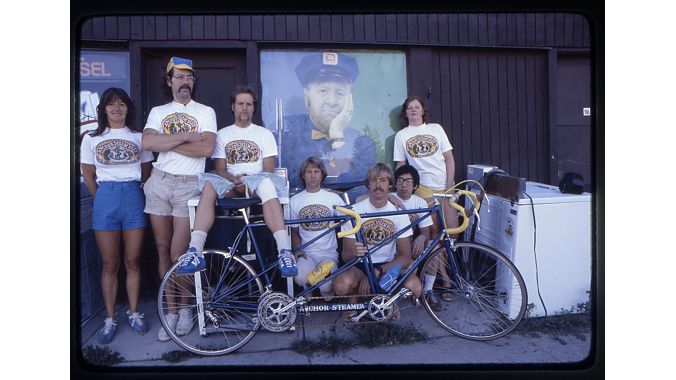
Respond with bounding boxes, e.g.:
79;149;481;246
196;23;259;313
127;311;149;335
278;249;298;278
175;247;206;276
158;313;178;342
98;317;117;344
175;307;195;336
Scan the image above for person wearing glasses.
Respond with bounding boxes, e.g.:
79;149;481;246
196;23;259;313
334;163;422;321
355;164;432;260
393;95;457;307
141;56;217;342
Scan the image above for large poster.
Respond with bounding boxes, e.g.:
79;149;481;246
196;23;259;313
79;50;130;137
260;50;407;191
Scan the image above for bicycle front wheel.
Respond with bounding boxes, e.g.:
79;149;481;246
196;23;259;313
157;249;264;355
420;241;527;340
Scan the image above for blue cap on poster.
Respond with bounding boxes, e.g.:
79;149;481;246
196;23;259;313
294;52;359;87
166;56;194;73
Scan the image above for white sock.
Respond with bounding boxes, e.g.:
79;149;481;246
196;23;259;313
423;274;436;292
189;230;208;254
273;230;291;255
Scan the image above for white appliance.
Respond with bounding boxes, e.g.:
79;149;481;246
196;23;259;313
466;179;591;318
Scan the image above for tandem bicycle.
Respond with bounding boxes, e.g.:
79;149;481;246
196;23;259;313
156;182;527;355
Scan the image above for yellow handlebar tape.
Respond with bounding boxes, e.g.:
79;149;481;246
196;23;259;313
335;206;362;238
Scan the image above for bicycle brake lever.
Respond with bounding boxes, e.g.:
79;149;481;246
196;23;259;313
473;208;481;231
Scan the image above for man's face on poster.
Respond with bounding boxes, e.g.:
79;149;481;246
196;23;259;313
304;80;352;133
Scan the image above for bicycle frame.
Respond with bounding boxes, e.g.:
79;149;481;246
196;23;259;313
202;196;465;323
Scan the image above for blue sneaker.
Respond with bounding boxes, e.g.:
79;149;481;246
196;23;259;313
278;249;298;278
175;247;206;276
127;311;149;335
98;317;117;344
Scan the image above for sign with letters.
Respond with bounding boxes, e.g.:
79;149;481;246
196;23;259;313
79;51;130;136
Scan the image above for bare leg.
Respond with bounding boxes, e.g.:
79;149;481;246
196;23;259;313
404;273;422;300
95;230;121;319
261;198;285;233
170;217;191;262
149;214;173;278
333;267;366;305
193;182;218;234
425;196;455;290
122;227;144;314
171;216;192;307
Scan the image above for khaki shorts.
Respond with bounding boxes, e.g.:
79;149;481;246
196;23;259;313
143;167;199;218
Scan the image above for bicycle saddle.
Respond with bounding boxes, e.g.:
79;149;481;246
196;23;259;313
216;197;261;209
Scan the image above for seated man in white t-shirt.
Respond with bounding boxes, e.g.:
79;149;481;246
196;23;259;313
176;85;296;279
333;163;422;319
391;164;454;311
289;157;346;301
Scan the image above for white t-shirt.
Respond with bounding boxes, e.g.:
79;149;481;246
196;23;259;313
390;192;434;228
213;123;277;176
80;127;154;182
143;100;217;175
341;199;412;264
290;189;345;259
392;123;453;189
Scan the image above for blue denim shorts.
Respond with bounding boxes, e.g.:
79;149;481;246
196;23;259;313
198;173;235;198
92;181;147;231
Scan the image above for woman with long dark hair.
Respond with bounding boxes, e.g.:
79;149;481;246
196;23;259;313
80;87;154;344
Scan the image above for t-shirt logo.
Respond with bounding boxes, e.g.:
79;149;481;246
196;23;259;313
362;218;396;246
161;113;198;134
408;213;419;223
406;135;439;158
224;140;261;164
95;139;140;165
298;204;331;231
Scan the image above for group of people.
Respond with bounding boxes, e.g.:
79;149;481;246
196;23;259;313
80;55;458;344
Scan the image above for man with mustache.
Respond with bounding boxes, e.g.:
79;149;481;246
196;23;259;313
333;163;421;320
141;56;217;341
278;52;376;191
176;85;297;283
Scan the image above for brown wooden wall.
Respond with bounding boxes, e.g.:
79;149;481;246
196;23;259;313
425;49;550;183
79;13;590;48
78;12;592;185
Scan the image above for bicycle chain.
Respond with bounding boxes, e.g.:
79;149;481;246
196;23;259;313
289;293;418;329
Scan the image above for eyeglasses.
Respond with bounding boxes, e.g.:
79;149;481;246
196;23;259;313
173;74;195;82
395;178;414;185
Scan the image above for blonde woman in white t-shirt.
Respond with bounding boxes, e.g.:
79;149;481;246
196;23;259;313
81;88;154;344
393;95;458;302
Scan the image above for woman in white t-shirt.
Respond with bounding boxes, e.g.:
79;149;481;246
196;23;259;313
392;95;458;302
80;88;154;344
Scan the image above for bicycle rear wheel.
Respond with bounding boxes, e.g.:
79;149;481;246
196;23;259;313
157;249;265;355
420;241;527;340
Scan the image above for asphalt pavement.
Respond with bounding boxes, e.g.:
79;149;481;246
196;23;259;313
76;297;594;372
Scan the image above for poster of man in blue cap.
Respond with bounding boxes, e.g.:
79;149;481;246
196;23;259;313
261;50;407;191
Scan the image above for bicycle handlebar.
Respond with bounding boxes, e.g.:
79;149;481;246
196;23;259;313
432;190;480;235
334;206;362;238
